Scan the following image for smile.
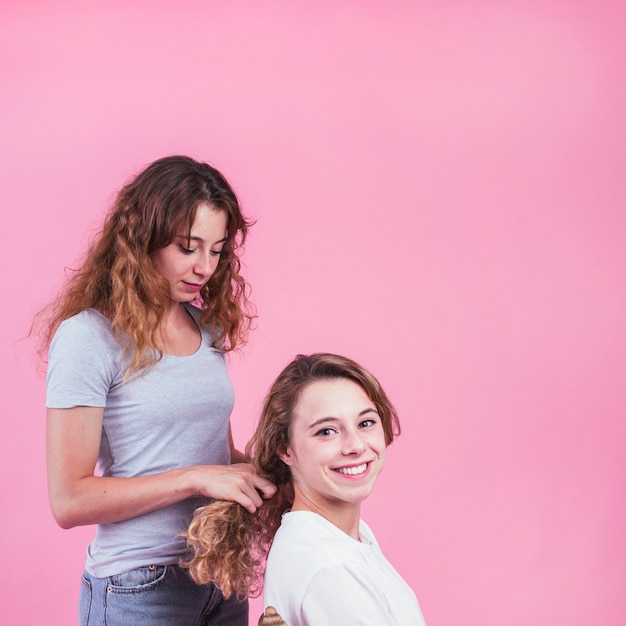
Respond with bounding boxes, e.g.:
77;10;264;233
335;462;368;476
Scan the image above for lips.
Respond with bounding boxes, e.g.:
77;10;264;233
182;281;203;292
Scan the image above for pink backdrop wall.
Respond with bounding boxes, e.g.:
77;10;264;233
2;1;625;624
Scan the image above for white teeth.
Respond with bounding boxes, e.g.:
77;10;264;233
336;463;367;475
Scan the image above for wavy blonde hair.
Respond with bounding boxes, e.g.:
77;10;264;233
184;353;401;598
34;155;254;375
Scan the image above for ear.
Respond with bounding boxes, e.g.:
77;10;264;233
277;443;294;467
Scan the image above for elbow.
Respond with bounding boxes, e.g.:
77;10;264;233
54;515;75;530
49;495;80;529
50;505;75;530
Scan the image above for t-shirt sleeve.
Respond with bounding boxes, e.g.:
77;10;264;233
301;563;395;625
46;317;116;408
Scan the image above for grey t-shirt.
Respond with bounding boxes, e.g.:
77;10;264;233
46;304;234;577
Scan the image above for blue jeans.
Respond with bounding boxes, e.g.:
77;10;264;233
79;565;248;625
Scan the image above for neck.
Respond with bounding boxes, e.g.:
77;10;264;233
156;302;200;356
164;301;188;324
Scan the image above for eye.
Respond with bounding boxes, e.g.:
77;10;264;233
178;244;195;255
314;427;336;437
210;248;224;257
359;418;378;429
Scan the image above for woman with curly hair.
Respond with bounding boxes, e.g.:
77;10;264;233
186;353;427;625
38;155;276;625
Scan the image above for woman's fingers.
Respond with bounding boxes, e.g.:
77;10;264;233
232;465;277;511
252;472;279;500
193;464;277;513
258;606;286;625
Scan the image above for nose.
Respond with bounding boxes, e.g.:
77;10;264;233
194;251;218;278
341;429;366;455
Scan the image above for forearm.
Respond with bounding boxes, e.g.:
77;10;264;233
49;462;277;529
49;467;197;529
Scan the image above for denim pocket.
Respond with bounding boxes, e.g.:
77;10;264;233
79;574;92;625
106;565;167;594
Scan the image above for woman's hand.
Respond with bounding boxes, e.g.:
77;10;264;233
258;606;286;626
188;463;277;513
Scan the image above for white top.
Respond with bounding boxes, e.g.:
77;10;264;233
264;511;426;625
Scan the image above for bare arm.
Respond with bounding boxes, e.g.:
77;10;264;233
46;407;276;529
228;423;248;464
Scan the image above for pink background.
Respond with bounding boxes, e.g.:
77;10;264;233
2;1;625;624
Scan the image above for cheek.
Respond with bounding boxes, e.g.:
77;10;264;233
377;442;387;467
151;250;177;278
287;444;322;475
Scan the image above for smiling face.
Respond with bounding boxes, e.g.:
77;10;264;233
279;377;387;527
151;202;228;305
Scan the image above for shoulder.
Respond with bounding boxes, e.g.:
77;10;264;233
265;513;390;623
268;512;362;568
50;309;121;362
56;308;112;338
273;511;342;543
46;310;122;402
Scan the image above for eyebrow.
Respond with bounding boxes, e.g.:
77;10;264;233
175;234;228;246
306;408;379;431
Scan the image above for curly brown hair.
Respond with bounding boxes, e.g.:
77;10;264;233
184;353;401;599
35;155;254;375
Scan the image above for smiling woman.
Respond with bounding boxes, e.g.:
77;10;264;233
277;377;388;540
185;353;427;625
